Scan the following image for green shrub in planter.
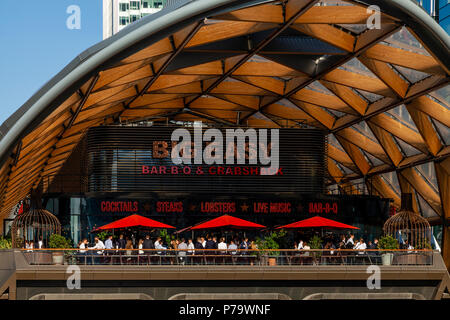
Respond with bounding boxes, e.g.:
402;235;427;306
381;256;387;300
255;230;287;257
379;235;398;265
378;235;399;250
0;237;12;249
96;231;112;242
309;235;323;258
49;234;72;249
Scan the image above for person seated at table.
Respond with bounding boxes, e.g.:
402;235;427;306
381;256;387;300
201;237;206;248
79;238;88;254
125;240;133;263
156;240;167;256
105;235;114;255
117;234;126;254
239;237;250;254
212;236;218;252
218;237;227;254
89;237;105;264
143;235;154;251
187;238;195;264
297;239;304;250
178;238;188;265
228;240;238;255
324;241;335;255
346;234;355;248
354;238;367;254
195;237;204;251
204;236;216;254
300;241;310;256
138;239;144;255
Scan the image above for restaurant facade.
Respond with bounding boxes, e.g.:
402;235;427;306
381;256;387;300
0;0;447;269
39;125;391;244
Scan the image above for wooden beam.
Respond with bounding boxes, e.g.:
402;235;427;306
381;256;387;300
322;68;396;98
335;136;371;175
186;0;318;106
399;167;442;215
336;127;389;163
367;122;403;166
406;104;443;156
291;24;355;52
369;113;428;154
364;43;445;75
434;158;450;270
407;95;450;127
290;100;335;129
213;3;284;23
358;55;409;98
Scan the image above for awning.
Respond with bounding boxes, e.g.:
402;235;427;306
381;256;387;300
190;215;266;230
276;216;359;230
94;214;175;231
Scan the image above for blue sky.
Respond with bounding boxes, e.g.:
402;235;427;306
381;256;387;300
0;0;102;124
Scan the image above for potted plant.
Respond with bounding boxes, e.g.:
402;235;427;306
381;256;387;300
96;231;112;241
49;234;72;265
309;235;323;263
378;235;398;265
0;237;12;250
256;230;286;266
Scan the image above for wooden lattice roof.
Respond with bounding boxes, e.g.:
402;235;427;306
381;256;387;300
0;0;449;225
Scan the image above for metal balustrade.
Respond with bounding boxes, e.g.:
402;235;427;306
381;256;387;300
20;249;434;266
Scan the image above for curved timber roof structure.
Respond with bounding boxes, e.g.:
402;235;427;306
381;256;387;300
0;0;449;229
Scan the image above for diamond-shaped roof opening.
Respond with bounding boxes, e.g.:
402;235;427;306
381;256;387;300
393;136;422;157
431;119;450;145
416;192;439;218
337;24;367;34
394;65;431;83
387;105;420;132
355;89;383;103
340;58;377;78
380;172;401;193
415;163;439;194
383;27;431;56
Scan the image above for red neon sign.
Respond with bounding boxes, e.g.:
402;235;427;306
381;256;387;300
308;202;338;214
101;201;139;213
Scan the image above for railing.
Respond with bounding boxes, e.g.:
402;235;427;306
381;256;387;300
20;249;434;266
327;178;374;196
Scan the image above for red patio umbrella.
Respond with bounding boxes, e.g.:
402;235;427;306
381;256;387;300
190;215;266;230
94;214;175;231
276;216;359;230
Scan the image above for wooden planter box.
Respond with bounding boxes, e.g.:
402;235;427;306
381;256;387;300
394;253;430;265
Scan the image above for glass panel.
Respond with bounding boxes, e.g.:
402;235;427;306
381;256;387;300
416;192;439;218
380;171;400;193
328;133;345;152
386;105;419;132
428;87;450;109
337;24;367;34
352;122;377;142
431;119;450;145
355;89;382;102
307;81;334;95
393;136;422;157
382;27;431;56
363;151;384;166
340;58;378;78
414;163;439;194
394;65;430;83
